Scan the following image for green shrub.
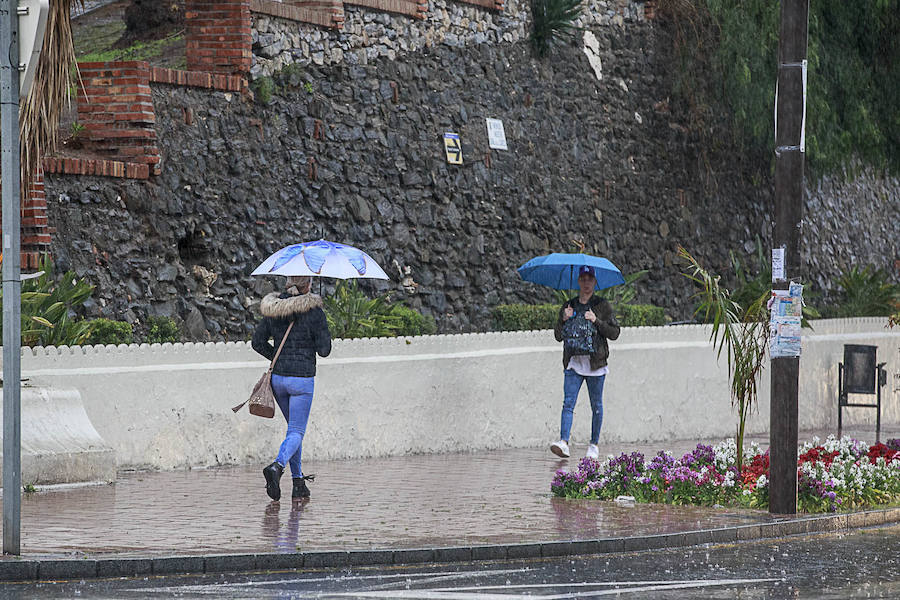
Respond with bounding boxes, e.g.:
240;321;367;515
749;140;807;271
491;304;558;331
530;0;582;57
324;281;401;339
86;319;133;345
1;254;95;347
322;282;437;339
825;266;900;318
251;76;276;104
392;304;437;337
618;304;667;327
146;316;181;343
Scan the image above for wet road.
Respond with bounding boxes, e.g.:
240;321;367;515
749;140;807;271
7;523;900;599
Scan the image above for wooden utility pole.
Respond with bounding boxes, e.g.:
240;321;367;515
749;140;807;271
769;0;809;515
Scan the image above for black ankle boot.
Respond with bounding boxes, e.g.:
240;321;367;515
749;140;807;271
292;474;314;499
263;462;284;501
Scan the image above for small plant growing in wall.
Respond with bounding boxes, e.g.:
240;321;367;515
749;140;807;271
64;121;86;149
530;0;583;57
250;76;276;104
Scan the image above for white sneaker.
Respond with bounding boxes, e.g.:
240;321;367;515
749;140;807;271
551;440;570;458
585;444;600;460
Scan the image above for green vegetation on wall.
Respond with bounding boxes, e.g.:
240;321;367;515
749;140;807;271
146;316;181;344
86;319;134;345
529;0;583;57
323;281;436;339
661;0;900;176
0;255;95;347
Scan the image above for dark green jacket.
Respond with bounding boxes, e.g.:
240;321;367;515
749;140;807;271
553;295;620;371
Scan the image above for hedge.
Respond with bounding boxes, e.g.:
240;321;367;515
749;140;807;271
492;303;667;331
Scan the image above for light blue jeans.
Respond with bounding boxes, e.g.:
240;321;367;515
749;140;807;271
561;369;605;444
272;374;315;478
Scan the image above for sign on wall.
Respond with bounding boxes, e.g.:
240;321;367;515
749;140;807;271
443;133;462;164
485;118;508;150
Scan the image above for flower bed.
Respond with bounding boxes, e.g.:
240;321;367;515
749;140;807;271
551;436;900;513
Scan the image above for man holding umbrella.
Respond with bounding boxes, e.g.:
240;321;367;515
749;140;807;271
518;253;624;459
551;265;620;459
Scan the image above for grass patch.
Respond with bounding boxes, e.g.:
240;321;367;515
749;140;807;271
78;33;184;64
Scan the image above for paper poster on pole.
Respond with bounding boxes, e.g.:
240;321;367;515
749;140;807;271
769;282;803;358
772;247;785;282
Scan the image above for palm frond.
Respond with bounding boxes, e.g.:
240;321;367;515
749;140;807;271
18;0;83;193
677;245;770;472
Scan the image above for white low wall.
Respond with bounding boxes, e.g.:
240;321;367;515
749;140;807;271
0;386;116;485
7;318;899;471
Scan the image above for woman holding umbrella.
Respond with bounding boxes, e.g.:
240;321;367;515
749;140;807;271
250;240;389;501
252;275;331;501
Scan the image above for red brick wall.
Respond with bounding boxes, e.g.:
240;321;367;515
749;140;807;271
21;170;51;270
344;0;426;19
251;0;344;29
186;0;253;74
0;171;52;270
76;61;161;174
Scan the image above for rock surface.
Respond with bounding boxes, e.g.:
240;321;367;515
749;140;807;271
45;12;900;340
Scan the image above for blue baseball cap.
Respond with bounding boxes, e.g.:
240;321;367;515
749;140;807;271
578;265;595;278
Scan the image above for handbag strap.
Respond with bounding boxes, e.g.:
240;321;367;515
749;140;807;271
269;321;295;370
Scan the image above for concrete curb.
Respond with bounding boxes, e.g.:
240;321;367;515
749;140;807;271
2;507;899;582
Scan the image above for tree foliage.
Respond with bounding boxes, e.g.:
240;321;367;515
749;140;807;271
660;0;900;176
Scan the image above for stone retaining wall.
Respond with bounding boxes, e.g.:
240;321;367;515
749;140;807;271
249;0;641;76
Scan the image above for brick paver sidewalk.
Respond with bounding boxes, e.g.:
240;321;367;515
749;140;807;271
2;427;895;559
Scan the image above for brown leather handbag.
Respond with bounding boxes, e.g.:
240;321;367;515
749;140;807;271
233;322;294;418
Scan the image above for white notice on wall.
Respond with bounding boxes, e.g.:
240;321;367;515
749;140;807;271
486;118;508;150
772;247;785;282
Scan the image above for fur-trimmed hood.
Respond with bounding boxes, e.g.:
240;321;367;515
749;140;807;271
260;292;323;318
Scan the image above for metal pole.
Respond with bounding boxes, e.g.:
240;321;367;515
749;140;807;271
1;0;23;554
769;0;808;515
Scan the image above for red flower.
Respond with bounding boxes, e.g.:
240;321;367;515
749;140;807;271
866;443;900;464
798;446;839;467
741;453;770;487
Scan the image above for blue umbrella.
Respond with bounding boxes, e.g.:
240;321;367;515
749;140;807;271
517;253;625;291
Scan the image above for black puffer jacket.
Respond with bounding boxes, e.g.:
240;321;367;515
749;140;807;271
251;292;332;377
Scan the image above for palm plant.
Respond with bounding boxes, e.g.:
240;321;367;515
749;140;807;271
679;247;769;472
828;266;900;318
323;281;402;339
0;255;95;347
530;0;583;57
19;1;83;193
722;236;818;323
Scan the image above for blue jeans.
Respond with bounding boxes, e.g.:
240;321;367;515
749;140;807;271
272;374;315;478
560;369;605;444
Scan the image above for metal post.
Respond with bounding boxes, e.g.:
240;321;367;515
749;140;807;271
1;0;23;554
769;0;809;515
837;363;843;439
